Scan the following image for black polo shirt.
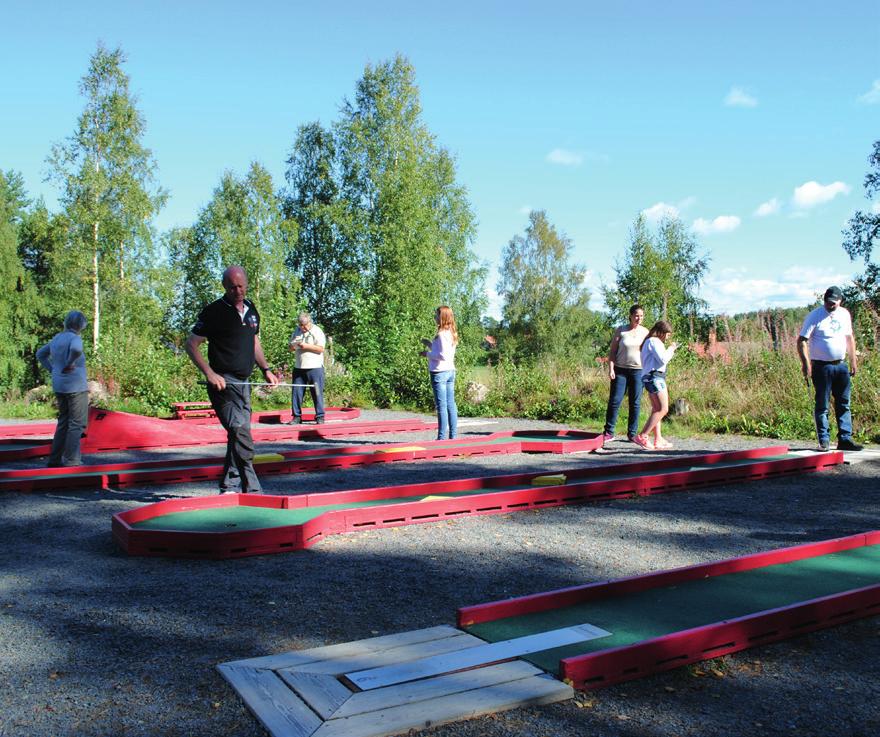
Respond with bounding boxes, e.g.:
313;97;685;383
192;297;260;379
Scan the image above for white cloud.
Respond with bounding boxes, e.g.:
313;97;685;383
642;202;679;223
518;205;532;215
724;86;758;108
692;215;741;235
857;80;880;105
754;198;780;217
546;148;583;166
702;266;853;315
792;181;851;209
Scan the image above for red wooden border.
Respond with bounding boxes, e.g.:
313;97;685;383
111;448;842;559
555;531;880;689
457;526;863;627
0;406;360;435
0;409;437;461
561;583;880;690
0;429;602;493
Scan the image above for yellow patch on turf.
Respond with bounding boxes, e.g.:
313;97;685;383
419;495;452;502
254;453;285;464
374;446;426;454
531;473;567;486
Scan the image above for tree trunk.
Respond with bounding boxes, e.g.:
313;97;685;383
92;222;100;352
119;243;125;333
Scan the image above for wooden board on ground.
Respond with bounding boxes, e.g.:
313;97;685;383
218;625;574;737
345;623;611;691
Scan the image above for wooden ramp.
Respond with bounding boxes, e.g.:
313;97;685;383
218;624;590;737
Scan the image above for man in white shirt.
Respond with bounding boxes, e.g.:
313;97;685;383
797;286;862;452
287;312;326;424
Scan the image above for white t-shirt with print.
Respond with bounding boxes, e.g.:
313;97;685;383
799;305;852;361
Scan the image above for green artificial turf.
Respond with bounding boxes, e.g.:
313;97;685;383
131;453;800;532
465;545;880;672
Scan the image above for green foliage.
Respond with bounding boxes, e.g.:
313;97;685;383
282;122;354;333
497;210;601;362
604;214;709;337
842;140;880;350
47;42;166;351
328;54;486;403
0;171;41;392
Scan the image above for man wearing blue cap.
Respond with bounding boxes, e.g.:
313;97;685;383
797;286;862;452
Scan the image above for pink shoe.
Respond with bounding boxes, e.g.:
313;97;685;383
633;434;653;450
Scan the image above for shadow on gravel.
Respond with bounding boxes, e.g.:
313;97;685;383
1;446;877;737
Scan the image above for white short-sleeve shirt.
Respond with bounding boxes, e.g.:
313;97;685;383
799;305;852;361
290;323;326;369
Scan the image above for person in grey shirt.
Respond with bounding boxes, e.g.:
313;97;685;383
36;311;89;467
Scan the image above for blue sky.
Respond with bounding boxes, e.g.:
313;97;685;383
2;1;878;317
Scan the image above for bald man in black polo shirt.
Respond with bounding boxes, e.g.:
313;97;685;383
185;266;279;494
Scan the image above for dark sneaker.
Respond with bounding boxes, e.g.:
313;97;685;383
837;439;863;451
315;417;325;425
815;442;830;452
284;417;302;425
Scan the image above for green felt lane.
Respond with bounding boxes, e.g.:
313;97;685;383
131;490;484;530
465;546;880;673
132;453;800;532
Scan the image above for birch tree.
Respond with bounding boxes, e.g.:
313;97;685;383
48;43;164;350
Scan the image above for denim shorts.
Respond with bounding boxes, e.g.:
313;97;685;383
643;372;667;395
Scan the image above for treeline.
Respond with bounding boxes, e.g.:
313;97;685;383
2;43;877;416
0;47;488;409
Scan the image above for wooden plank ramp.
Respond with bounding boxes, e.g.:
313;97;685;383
218;625;576;737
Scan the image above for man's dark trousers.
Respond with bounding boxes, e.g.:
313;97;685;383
207;375;262;493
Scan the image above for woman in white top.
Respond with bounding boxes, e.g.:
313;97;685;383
35;311;89;467
419;305;459;440
602;304;649;444
634;320;678;451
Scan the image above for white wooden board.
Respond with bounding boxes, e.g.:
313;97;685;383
345;623;610;690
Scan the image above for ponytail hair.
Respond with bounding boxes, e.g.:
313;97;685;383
641;320;673;349
436;305;459;346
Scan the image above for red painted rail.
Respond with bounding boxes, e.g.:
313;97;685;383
458;530;879;690
0;430;602;493
0;406;358;439
112;447;843;559
0;408;433;461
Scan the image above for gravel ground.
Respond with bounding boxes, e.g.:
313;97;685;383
0;409;878;737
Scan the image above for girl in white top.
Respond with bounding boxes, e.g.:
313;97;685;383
634;320;678;451
420;306;459;439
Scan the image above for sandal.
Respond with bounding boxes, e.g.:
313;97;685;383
633;434;654;450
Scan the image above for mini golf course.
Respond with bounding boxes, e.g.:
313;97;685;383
460;530;880;690
218;531;879;737
0;407;433;461
0;429;601;493
0;405;358;438
113;446;842;558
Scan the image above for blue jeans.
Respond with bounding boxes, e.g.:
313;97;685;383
604;366;643;438
292;367;325;420
430;370;458;440
811;360;852;445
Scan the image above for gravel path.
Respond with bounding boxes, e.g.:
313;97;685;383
0;410;878;737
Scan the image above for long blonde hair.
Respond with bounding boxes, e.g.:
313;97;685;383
436;305;459;345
